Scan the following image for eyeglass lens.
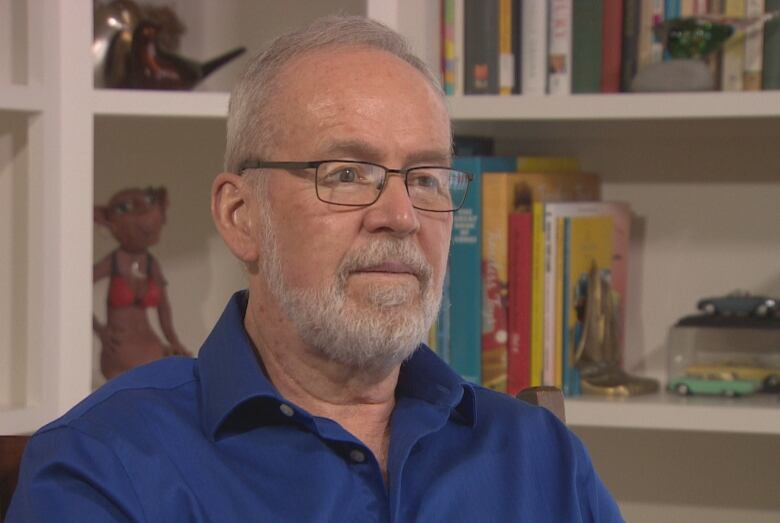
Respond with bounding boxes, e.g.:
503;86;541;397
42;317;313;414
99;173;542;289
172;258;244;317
315;161;468;211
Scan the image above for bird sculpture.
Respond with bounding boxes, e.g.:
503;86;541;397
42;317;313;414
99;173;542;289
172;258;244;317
128;21;245;90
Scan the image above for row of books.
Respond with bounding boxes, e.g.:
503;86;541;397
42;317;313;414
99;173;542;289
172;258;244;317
428;152;632;397
441;0;780;95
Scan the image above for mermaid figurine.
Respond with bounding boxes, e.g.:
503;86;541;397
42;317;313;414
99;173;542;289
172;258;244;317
93;186;190;380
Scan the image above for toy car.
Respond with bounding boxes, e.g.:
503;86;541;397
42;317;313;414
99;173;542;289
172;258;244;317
697;291;778;317
669;369;761;397
686;362;780;393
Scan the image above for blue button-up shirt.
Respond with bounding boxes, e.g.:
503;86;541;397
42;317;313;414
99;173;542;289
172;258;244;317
8;291;622;522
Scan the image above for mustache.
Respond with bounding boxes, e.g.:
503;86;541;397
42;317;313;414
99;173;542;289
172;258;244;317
338;239;433;287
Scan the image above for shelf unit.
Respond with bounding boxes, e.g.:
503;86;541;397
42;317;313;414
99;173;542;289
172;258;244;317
2;0;779;438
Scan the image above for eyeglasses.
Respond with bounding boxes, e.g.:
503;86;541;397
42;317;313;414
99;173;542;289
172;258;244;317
239;160;473;212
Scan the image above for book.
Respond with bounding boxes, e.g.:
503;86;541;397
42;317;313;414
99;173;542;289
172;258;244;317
507;211;533;396
621;0;641;91
721;0;746;91
512;0;523;93
548;0;573;95
572;0;604;94
601;0;624;92
499;0;515;95
455;0;466;95
449;156;517;384
521;0;548;94
764;0;780;89
442;0;458;95
465;0;499;94
481;171;521;392
561;215;615;396
743;0;765;90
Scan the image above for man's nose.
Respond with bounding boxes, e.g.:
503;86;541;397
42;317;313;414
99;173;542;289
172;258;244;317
362;173;420;237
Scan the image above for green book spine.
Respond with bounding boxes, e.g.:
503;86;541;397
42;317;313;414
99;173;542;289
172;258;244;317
763;0;780;89
572;0;604;93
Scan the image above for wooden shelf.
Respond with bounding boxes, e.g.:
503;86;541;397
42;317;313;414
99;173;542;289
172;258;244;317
567;392;780;434
91;89;229;118
447;91;780;121
0;85;44;113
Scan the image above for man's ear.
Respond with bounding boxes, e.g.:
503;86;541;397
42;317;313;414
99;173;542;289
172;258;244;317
211;172;259;263
94;206;111;227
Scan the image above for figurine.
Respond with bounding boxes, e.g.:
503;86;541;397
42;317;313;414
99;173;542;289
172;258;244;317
93;187;190;380
93;0;245;90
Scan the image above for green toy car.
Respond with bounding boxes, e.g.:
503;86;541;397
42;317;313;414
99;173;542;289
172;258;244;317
669;368;761;397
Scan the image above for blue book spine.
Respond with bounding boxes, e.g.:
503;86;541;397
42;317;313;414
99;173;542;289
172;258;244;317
449;156;516;384
436;267;451;364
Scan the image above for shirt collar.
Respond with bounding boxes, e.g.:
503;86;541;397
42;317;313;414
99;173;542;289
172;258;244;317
197;291;476;440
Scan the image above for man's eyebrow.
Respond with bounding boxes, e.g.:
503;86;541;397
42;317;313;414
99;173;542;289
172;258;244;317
319;139;452;166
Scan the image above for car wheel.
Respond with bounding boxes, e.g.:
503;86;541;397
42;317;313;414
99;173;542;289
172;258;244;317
724;389;738;398
702;303;716;315
763;375;780;392
755;304;768;317
675;384;691;396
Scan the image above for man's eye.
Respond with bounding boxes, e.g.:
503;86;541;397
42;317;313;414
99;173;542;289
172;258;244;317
337;168;358;183
409;173;440;190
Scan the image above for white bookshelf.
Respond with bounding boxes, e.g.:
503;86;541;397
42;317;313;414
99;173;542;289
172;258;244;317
2;0;779;439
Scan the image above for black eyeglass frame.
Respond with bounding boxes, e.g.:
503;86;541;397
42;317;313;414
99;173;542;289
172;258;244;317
239;160;473;213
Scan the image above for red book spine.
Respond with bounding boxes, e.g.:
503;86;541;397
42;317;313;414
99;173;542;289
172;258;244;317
601;0;623;92
507;211;533;396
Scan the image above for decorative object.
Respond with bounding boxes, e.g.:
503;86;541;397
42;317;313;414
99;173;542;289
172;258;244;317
93;187;190;381
632;11;780;92
574;263;659;396
93;0;245;90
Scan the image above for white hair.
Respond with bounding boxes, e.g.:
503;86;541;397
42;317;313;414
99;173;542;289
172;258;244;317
224;15;444;175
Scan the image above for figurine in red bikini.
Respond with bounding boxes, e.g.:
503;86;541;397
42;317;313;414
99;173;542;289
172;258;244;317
93;186;190;380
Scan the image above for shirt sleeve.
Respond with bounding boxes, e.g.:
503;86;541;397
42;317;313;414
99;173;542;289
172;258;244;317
6;426;145;523
573;434;625;523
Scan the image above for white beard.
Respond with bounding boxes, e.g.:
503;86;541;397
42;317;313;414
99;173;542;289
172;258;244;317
258;204;441;371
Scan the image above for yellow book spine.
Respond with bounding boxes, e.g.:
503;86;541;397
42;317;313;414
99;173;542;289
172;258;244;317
480;173;515;392
554;217;565;388
530;202;545;387
499;0;513;95
516;156;580;173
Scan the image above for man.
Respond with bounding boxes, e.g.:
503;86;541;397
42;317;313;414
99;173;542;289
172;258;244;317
8;16;623;522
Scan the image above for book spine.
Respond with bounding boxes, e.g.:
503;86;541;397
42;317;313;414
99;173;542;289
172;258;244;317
530;202;546;386
743;0;765;90
481;173;513;393
449;158;483;383
443;0;457;95
464;0;500;94
721;0;746;91
455;0;466;95
548;0;573;95
764;0;780;89
507;211;533;396
542;205;558;385
572;0;604;94
681;0;696;15
601;0;624;92
499;0;515;95
436;266;452;363
561;217;573;395
554;217;566;388
513;0;523;93
621;0;641;92
521;0;549;95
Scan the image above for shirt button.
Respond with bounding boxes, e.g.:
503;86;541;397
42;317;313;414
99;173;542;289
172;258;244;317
349;449;366;463
279;403;295;417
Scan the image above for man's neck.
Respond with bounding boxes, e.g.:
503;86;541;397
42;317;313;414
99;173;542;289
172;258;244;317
244;292;399;480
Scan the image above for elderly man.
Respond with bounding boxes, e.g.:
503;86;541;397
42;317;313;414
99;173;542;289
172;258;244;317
8;16;622;522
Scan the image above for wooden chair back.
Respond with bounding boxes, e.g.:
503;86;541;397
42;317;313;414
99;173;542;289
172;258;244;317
0;436;29;520
516;386;566;423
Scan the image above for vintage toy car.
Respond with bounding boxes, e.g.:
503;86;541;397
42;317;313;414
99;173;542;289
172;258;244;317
697;291;778;317
685;363;780;393
669;368;761;397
